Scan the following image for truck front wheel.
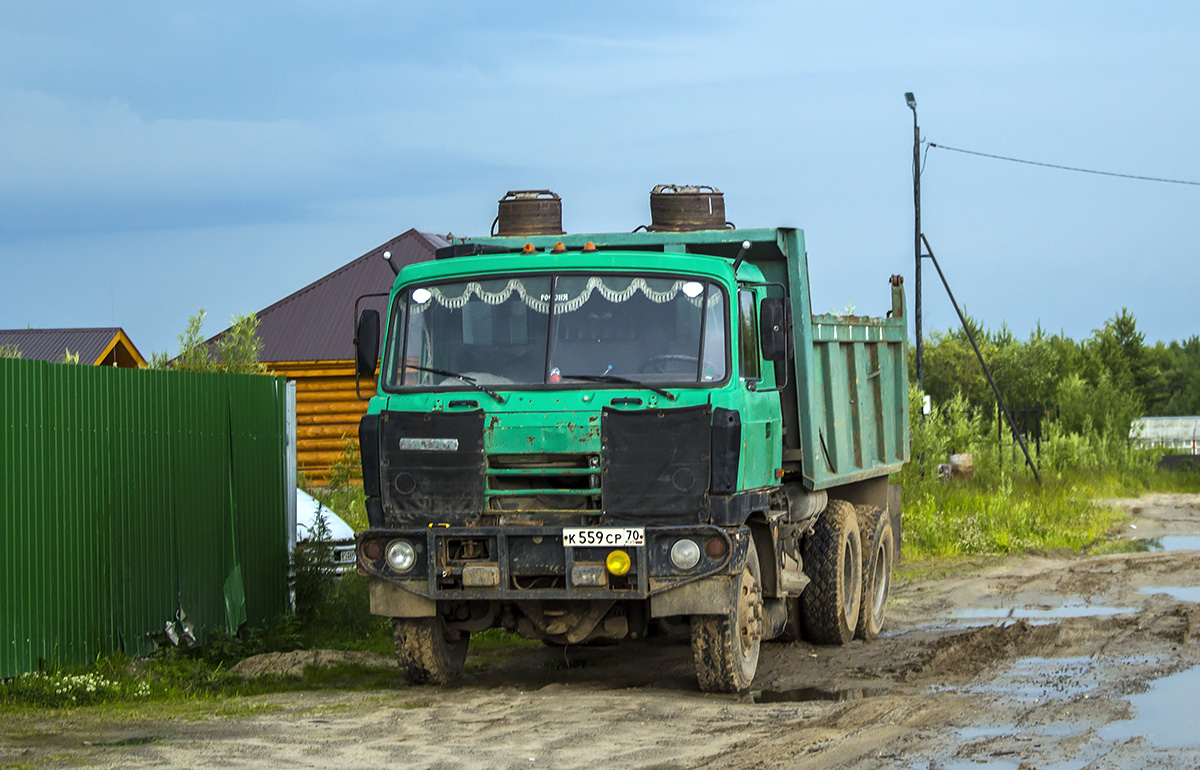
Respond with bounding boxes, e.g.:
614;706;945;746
691;538;763;693
801;499;862;645
392;616;469;685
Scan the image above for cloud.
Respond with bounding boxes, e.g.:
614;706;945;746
0;89;342;232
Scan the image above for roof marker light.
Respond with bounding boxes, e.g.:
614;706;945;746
522;243;536;254
582;241;597;253
551;241;567;254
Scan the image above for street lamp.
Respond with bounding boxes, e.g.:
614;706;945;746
905;92;923;392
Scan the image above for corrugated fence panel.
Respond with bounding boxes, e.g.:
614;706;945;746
229;376;290;627
1;359;288;677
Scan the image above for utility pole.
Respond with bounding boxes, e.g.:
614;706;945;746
905;92;923;392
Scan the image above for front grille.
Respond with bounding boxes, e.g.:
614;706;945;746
485;453;601;516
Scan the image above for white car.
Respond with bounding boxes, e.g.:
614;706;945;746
296;489;357;574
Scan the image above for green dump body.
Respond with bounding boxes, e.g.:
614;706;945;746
447;227;910;491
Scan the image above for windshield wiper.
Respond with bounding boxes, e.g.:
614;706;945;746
560;373;677;401
408;365;507;404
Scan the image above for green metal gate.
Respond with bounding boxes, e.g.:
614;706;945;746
1;359;289;677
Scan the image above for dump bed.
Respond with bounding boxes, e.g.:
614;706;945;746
456;227;910;490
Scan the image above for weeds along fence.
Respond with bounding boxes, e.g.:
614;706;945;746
1;359;290;677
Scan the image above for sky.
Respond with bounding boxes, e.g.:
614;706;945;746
3;2;1198;359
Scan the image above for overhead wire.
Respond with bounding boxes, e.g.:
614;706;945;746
928;143;1200;187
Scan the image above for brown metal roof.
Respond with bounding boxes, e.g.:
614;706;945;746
0;327;144;366
214;228;447;363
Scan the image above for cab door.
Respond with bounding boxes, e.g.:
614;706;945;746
736;288;783;490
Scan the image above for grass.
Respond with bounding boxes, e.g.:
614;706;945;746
463;628;545;675
467;628;542;652
898;457;1200;560
900;475;1123;559
0;590;537;711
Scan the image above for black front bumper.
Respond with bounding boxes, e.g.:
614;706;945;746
357;524;747;602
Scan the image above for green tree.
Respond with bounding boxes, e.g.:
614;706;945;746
1150;336;1200;415
216;313;266;374
1083;309;1161;407
149;309;265;374
172;309;214;371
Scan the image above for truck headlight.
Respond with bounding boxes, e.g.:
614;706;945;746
385;540;417;573
670;539;701;570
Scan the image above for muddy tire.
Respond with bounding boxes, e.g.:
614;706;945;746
801;499;862;645
392;616;469;685
855;506;894;641
691;538;763;693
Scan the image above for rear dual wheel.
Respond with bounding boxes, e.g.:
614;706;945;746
801;500;862;645
855;506;894;641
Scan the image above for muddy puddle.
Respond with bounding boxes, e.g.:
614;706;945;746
968;655;1109;702
1141;585;1200;603
1099;664;1200;747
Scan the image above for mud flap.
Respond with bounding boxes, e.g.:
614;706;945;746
650;576;735;618
370;580;437;617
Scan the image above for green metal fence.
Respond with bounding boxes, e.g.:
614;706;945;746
1;359;290;677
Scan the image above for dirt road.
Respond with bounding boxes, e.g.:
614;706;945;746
6;493;1200;769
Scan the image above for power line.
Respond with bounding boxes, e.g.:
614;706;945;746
928;142;1200;187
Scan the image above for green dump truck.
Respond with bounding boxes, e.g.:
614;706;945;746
354;187;909;693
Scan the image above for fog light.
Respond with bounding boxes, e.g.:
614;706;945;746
385;540;416;573
670;539;701;570
606;550;631;576
704;536;727;559
362;539;383;561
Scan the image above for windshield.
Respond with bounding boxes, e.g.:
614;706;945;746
383;273;727;390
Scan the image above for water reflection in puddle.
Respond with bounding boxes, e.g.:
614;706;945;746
1099;665;1200;747
1141;585;1200;603
1105;535;1200;554
950;604;1137;622
1151;535;1200;552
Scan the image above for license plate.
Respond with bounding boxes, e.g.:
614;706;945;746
562;527;645;548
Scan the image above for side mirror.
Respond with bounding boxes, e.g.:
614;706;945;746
759;298;789;361
354;309;380;378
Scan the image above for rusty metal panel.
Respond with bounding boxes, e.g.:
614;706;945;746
0;359;288;678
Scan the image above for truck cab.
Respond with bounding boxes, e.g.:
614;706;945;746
354;189;908;693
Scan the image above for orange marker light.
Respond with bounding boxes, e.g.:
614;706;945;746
522;243;536;254
582;241;597;253
551;241;567;254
